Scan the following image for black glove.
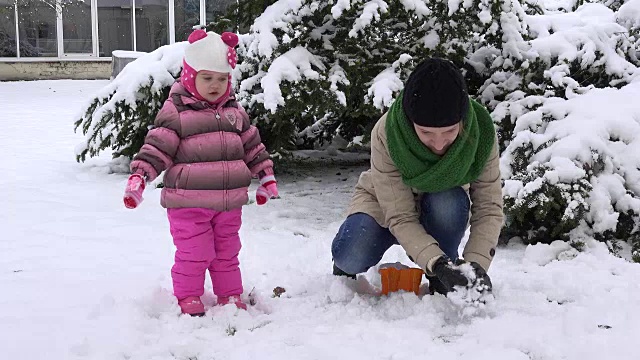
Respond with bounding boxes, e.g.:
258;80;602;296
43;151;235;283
431;256;469;294
469;261;492;292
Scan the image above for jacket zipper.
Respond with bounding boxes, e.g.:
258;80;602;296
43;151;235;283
216;110;229;211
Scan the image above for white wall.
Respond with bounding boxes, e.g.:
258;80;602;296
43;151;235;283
0;60;111;80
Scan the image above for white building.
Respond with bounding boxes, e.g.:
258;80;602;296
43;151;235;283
0;0;233;80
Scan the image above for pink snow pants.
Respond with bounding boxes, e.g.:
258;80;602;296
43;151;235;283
167;207;243;300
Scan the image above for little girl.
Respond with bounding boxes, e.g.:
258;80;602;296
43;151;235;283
122;29;278;316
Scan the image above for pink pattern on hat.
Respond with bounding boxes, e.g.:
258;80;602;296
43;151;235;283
188;29;208;44
181;60;206;102
221;32;238;69
227;48;237;69
220;32;239;47
180;60;233;106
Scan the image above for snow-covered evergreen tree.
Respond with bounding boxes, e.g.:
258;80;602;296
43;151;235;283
491;2;640;255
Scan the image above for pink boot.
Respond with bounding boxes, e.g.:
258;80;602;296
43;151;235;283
217;295;247;310
178;296;205;316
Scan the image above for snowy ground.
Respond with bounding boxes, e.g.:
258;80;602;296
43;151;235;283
2;80;640;360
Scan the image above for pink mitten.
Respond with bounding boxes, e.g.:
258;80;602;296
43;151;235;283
256;175;278;205
264;182;278;198
123;174;146;209
256;186;269;205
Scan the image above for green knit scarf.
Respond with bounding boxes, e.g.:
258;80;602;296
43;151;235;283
386;91;495;193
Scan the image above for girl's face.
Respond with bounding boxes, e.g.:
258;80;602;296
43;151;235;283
195;70;229;103
413;122;461;155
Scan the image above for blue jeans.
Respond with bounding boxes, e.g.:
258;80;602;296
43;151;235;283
331;187;470;275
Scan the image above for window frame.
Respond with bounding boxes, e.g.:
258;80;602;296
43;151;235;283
1;0;188;61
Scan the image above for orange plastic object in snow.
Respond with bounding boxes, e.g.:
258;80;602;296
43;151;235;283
378;264;424;295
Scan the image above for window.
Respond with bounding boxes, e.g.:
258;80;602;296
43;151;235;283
174;0;199;42
205;0;232;26
1;0;239;59
135;0;169;52
18;0;58;57
62;0;92;54
0;0;17;56
97;0;132;57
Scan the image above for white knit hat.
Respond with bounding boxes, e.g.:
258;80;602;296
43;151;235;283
183;30;238;73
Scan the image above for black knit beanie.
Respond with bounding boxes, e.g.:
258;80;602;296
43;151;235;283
401;58;470;127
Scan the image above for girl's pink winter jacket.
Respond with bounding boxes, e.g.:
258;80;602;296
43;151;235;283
130;82;273;211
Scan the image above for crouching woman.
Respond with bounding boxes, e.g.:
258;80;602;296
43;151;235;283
331;58;504;295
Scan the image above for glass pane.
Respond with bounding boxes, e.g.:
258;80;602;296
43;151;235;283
205;0;232;25
135;0;168;52
174;0;199;42
0;0;17;57
97;0;132;57
17;0;58;57
62;0;92;54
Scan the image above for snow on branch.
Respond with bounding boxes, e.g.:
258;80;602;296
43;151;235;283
348;0;389;37
74;43;186;162
366;54;412;110
260;46;326;113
